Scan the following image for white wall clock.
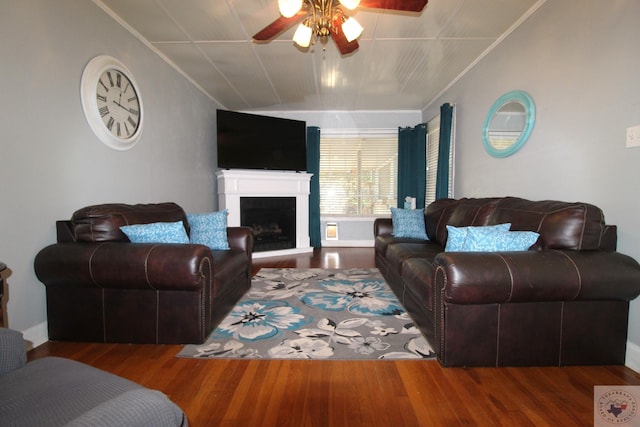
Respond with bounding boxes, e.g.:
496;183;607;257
80;55;143;150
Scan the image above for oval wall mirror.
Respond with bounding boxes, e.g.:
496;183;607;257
482;90;535;158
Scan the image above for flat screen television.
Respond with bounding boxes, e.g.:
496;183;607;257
216;110;307;172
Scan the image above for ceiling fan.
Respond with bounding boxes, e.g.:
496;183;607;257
253;0;429;55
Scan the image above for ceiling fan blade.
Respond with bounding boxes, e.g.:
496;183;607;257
330;18;359;55
253;12;306;41
358;0;428;12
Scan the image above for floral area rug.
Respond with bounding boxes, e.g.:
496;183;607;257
177;268;436;360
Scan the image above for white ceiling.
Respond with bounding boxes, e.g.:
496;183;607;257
96;0;543;112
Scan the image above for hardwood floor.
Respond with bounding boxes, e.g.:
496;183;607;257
29;248;640;426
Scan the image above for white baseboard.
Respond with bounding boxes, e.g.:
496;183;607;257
626;340;640;373
20;321;49;351
321;240;374;247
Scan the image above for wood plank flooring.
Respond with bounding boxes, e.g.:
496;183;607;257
28;248;640;426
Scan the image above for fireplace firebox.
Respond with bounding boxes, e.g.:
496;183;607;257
240;197;296;252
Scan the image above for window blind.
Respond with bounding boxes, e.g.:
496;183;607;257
320;135;397;216
425;117;440;206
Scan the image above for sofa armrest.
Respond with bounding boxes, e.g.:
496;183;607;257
35;242;213;291
601;224;617;251
227;226;254;258
433;250;640;304
374;218;393;237
65;389;187;427
0;328;27;376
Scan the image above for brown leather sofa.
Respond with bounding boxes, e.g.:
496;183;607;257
374;197;640;367
34;202;253;344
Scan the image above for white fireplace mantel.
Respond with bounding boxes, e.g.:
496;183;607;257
216;169;313;258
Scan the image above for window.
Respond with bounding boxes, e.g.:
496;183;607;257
425;111;455;206
320;133;397;216
425;118;440;206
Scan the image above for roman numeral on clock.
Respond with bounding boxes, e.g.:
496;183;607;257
98;79;109;93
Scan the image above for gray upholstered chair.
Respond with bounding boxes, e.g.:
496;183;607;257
0;328;187;426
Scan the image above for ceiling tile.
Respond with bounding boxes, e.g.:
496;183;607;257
157;0;245;41
101;0;189;42
440;0;539;38
154;42;246;108
198;41;281;109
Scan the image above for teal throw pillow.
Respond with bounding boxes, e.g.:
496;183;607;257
120;221;189;244
465;228;540;252
390;207;428;240
187;210;230;250
445;223;511;251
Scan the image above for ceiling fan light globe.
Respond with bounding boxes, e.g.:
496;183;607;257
278;0;303;18
293;23;313;47
342;17;363;42
339;0;361;10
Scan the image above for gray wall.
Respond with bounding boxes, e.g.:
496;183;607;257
423;0;640;362
0;1;221;345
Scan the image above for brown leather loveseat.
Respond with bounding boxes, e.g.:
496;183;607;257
374;197;640;367
34;202;253;344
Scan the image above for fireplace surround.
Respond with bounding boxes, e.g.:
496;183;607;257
216;170;313;258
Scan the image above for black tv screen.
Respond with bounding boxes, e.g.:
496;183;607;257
216;110;307;172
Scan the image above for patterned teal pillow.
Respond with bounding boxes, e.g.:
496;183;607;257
119;221;189;244
187;210;230;250
445;223;511;251
390;207;428;240
466;228;540;252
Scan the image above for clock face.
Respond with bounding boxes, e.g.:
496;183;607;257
81;56;144;150
96;68;141;140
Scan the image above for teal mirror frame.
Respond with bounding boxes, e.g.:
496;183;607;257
482;90;535;158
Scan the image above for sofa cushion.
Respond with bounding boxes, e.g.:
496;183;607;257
464;229;540;252
427;198;499;246
187;210;230;250
391;208;428;240
487;197;606;250
425;198;458;244
375;234;428;259
445;223;511;251
0;356;185;426
66;388;186;427
0;328;27;376
386;242;442;276
72;203;188;243
119;221;189;244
